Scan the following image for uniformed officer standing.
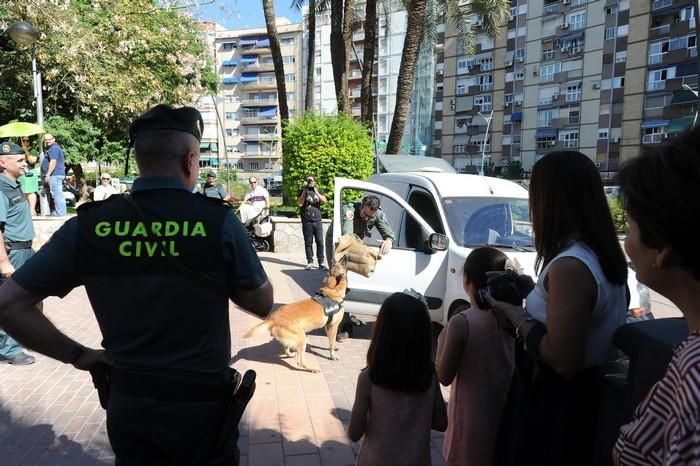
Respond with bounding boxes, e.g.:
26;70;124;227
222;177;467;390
0;105;274;464
333;195;396;341
342;195;396;255
0;141;36;365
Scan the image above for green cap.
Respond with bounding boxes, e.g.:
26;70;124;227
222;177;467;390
129;104;204;144
0;140;25;156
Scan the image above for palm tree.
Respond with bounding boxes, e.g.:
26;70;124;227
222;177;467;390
292;0;331;112
330;0;349;113
360;0;378;125
385;0;510;154
262;0;289;128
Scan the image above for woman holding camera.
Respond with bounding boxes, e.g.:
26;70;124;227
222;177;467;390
297;174;327;270
487;151;628;466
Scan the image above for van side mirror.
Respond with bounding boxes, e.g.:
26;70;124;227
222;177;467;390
427;233;448;252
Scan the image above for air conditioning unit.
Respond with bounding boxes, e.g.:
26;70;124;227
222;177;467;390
592;82;601;89
548;140;557;146
533;69;539;76
562;23;570;29
611;137;620;143
506;60;513;66
516;57;524;63
552;94;560;100
505;101;512;107
468;65;474;70
516;101;522;106
437;69;444;75
561;47;568;53
563;0;570;4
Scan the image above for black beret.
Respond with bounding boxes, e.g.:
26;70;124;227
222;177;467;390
129;104;204;143
0;140;25;156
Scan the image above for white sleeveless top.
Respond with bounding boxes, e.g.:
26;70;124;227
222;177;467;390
525;241;626;368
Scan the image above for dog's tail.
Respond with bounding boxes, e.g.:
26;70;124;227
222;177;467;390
243;320;272;339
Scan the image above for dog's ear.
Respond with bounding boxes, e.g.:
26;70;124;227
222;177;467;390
325;273;338;289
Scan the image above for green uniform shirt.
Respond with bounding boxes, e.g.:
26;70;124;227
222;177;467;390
341;202;395;242
0;174;35;243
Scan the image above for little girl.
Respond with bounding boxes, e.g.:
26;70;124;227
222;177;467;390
348;291;447;466
436;247;518;466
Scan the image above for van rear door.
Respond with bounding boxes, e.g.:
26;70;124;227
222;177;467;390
331;178;448;321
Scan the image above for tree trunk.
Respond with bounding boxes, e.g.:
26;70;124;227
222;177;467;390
330;0;348;113
386;0;428;154
262;0;289;132
304;0;316;112
360;0;377;125
341;0;354;113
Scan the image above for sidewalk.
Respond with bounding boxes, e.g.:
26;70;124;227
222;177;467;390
0;252;448;465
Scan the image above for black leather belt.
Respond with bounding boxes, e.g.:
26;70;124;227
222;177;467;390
4;240;32;251
109;366;234;402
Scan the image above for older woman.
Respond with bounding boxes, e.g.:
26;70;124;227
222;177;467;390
613;126;700;465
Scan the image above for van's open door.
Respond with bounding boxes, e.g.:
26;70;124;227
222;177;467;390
331;178;448;321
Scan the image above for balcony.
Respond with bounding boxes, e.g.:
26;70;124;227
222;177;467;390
542;50;556;61
240;116;278;125
240;63;275;73
241;132;279;141
240;47;271;56
239;80;278;91
240;98;278;107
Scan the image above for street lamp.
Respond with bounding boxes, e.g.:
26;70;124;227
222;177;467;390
477;109;494;176
682;84;699;127
7;21;49;216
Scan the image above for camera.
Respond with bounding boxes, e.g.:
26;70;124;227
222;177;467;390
305;178;315;190
474;270;535;310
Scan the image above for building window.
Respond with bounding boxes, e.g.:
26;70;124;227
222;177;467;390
223;43;236;51
315;67;322;76
652;0;672;10
566;83;582;101
605;27;616;40
539;62;561;82
538;108;559;127
225;112;237;120
453;144;467;153
226;128;234;137
598;129;609;139
249;162;259;170
615;51;627;63
475;95;492;112
504;94;514;105
457;59;471;74
571;0;585;6
643;127;666;143
287;92;295;100
569;110;580;124
456;80;468;95
283;56;296;64
280;37;296;46
285;74;296;82
479;75;493;91
568;12;586;31
537;136;557;149
480;57;494;71
647;67;676;91
561;131;579;148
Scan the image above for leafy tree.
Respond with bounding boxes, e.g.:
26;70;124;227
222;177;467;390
1;0;218;139
502;160;524;179
282;113;374;216
385;0;510;154
608;197;627;233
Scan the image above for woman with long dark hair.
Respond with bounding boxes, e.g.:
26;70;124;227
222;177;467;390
488;151;628;466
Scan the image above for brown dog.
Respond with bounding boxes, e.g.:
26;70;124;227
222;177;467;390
243;261;347;372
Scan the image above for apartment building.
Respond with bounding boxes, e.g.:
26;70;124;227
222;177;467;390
437;0;697;175
212;20;303;182
304;1;409;146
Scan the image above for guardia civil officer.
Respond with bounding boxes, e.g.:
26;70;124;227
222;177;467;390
0;141;36;365
0;105;274;464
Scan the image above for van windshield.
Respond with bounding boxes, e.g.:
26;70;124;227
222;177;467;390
442;197;534;249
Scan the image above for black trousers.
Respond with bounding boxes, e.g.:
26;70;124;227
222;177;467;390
302;220;325;265
107;389;239;466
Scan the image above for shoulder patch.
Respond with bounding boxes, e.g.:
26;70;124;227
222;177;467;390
345;210;354;220
377;211;386;221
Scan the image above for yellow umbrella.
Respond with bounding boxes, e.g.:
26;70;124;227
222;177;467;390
0;121;45;138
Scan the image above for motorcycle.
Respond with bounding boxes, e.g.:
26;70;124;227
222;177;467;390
237;202;272;252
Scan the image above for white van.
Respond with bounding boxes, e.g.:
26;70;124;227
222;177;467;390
331;172;650;326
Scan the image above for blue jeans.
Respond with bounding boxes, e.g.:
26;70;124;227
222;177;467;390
49;175;66;216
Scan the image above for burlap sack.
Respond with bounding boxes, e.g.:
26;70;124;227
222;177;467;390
333;234;382;277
